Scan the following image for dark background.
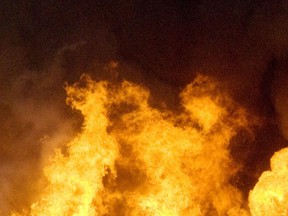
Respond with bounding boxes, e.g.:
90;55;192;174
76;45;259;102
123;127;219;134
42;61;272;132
1;0;288;213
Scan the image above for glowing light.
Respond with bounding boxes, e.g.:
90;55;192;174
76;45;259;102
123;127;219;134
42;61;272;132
15;74;252;215
249;148;288;216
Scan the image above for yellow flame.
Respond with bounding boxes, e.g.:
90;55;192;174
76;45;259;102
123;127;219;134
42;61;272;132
15;74;254;215
249;147;288;216
30;79;119;215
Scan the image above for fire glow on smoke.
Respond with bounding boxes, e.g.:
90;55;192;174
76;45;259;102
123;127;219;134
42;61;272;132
12;74;288;216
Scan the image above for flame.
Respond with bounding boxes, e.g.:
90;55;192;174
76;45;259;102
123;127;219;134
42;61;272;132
14;74;255;215
249;147;288;216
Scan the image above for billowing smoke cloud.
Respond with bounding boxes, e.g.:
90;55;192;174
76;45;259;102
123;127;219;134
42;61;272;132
0;44;78;214
1;0;288;214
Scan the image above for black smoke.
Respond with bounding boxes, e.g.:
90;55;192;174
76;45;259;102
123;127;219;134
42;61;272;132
1;0;288;214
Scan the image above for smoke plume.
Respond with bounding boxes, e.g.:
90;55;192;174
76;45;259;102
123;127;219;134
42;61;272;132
1;0;288;214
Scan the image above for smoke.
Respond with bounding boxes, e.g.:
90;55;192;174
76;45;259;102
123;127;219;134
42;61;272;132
1;0;288;214
275;82;288;140
273;60;288;140
0;44;77;214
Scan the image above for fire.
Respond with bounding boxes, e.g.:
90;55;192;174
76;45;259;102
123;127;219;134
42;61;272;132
249;147;288;216
12;73;288;215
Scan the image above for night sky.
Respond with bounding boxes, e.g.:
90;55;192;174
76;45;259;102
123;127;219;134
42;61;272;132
1;0;288;214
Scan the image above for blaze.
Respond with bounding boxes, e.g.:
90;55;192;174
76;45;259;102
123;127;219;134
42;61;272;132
30;79;119;215
249;148;288;216
17;73;288;215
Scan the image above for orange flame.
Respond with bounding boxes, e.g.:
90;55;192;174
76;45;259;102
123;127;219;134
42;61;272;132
249;147;288;216
13;74;275;216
